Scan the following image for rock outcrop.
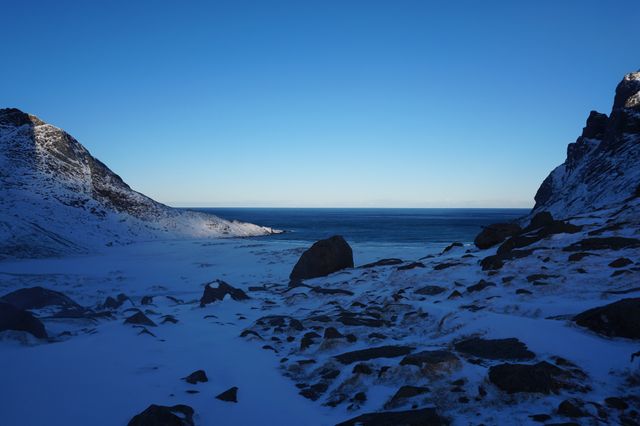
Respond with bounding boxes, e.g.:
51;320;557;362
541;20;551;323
532;72;640;220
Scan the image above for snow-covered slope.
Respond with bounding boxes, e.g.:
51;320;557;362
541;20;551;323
533;71;640;220
0;108;278;260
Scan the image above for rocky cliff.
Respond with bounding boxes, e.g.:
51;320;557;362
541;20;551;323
532;71;640;221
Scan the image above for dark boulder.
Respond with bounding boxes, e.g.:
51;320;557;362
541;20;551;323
101;293;130;310
525;212;554;230
183;370;208;385
360;258;403;268
200;280;249;307
474;223;521;249
573;298;640;339
557;399;588;418
334;345;414;365
454;337;535;360
415;285;446;296
488;361;572;394
0;302;47;339
397;262;425;271
124;311;157;327
467;280;496;293
289;236;353;284
336;407;448;426
1;286;82;311
215;386;238;403
127;404;194;426
609;257;633;268
563;237;640;252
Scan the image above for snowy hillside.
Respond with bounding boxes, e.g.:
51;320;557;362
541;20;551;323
0;108;278;260
533;71;640;221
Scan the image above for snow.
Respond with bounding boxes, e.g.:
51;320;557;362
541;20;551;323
0;215;638;425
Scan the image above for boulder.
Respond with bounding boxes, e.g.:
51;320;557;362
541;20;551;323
124;311;157;327
127;404;194;426
215;386;238;403
183;370;208;385
415;285;446;296
289;236;353;283
488;361;572;394
563;237;640;252
0;302;47;339
467;280;496;293
200;280;249;306
334;345;414;364
474;223;521;249
336;407;447;426
454;337;535;360
360;258;403;268
609;257;633;268
1;286;82;311
573;298;640;339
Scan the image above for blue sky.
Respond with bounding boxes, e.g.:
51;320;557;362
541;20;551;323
2;1;638;207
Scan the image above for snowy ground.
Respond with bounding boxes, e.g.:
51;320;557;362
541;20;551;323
0;222;639;425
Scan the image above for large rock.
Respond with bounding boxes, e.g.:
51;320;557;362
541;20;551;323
488;361;572;394
289;235;353;284
336;407;448;426
0;302;47;339
573;298;640;339
127;404;194;426
200;280;249;306
334;345;414;364
1;286;82;311
454;337;535;360
473;223;521;249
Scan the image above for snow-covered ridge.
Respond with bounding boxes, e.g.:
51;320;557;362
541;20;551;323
0;108;279;260
532;71;640;221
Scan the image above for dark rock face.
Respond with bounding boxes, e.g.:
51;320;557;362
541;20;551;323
336;407;448;426
454;337;535;360
215;386;238;403
488;361;571;394
526;212;554;230
289;236;353;283
0;302;47;339
183;370;208;385
334;345;414;365
200;280;249;306
474;223;521;249
573;298;640;339
127;404;194;426
467;280;496;293
1;286;82;311
609;257;633;268
360;258;403;268
124;311;157;327
415;285;446;296
563;237;640;252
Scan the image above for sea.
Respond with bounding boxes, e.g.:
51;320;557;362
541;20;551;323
191;208;528;259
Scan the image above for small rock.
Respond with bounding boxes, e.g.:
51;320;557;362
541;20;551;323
183;370;208;385
200;280;249;306
215;386;238;403
609;258;633;268
124;311;157;327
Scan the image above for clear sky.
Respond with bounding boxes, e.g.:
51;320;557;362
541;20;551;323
1;1;638;207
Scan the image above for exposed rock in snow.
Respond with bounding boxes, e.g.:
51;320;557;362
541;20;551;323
0;108;279;260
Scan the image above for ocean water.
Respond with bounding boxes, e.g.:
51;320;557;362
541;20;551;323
192;208;528;248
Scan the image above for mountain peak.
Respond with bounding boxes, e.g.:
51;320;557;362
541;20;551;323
0;108;45;127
